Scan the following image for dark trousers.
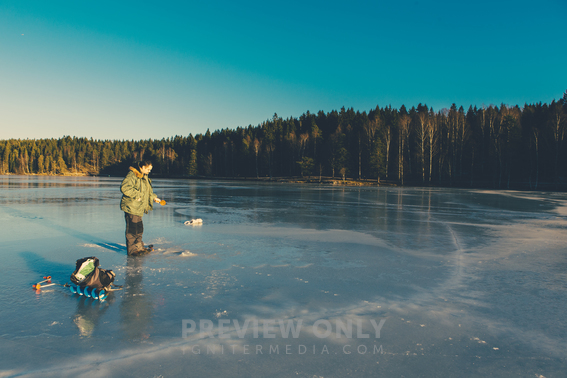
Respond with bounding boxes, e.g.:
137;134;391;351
125;213;144;255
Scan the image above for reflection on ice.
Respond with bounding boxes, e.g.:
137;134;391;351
0;176;566;377
120;257;152;341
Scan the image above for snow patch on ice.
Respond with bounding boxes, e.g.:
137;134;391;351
554;200;567;217
82;243;104;249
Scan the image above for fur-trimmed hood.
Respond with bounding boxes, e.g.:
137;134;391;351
129;166;144;178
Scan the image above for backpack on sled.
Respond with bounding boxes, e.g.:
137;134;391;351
70;256;121;300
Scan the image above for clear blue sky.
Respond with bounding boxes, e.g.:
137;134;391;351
1;0;566;140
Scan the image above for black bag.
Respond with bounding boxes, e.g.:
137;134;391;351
70;256;116;290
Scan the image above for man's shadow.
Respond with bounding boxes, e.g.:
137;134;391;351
5;206;126;254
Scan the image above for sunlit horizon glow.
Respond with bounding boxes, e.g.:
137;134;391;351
1;0;566;140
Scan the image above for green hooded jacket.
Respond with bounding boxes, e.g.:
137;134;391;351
120;167;157;216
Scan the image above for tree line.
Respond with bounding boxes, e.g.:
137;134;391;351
1;92;566;190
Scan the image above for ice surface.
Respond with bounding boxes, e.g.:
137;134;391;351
1;176;566;377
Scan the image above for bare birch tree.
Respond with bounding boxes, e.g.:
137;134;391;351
549;101;566;183
426;108;438;182
417;108;428;182
398;114;410;184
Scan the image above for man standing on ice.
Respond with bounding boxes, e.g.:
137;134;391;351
120;160;161;256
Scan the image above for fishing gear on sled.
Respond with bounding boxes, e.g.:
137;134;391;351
32;256;122;301
69;257;122;301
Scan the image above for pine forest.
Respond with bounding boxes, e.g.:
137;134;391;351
2;94;567;190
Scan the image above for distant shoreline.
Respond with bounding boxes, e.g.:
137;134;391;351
0;171;383;186
3;172;566;192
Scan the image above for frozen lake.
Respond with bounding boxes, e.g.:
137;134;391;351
1;175;566;377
